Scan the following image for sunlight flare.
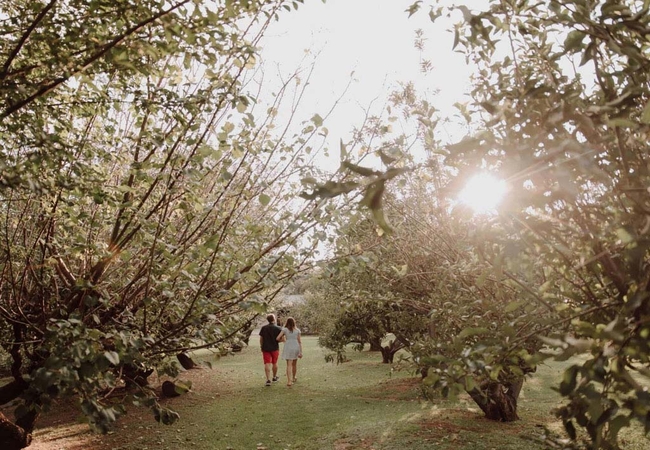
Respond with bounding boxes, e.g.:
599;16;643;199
458;173;507;214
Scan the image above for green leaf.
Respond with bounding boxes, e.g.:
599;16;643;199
429;7;442;22
311;114;324;127
464;375;477;392
406;1;421;17
342;161;378;177
104;351;120;365
423;373;440;386
505;300;527;313
458;327;490;339
608;415;630;441
174;380;192;395
377;150;397;166
457;5;472;22
559;365;579;395
616;227;634;244
563;30;585;54
301;177;318;185
258;194;271;206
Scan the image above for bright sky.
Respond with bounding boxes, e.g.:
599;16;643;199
256;0;473;171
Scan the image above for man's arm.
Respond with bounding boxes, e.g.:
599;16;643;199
259;335;263;349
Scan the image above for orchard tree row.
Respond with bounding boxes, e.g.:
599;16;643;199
2;1;650;450
302;1;650;449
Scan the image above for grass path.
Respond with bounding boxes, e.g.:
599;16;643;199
29;336;649;450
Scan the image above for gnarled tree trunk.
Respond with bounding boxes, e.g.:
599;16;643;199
0;411;32;450
467;378;524;422
380;338;405;364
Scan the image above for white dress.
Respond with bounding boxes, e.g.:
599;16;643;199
281;327;301;360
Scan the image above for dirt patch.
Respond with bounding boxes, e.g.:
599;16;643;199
21;367;221;450
334;437;377;450
380;377;421;392
357;377;423;401
417;408;534;439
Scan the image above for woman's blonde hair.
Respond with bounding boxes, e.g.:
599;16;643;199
285;317;296;332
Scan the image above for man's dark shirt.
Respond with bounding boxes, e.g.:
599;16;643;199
259;323;282;352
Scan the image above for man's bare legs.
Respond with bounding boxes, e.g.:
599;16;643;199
264;363;272;382
272;362;278;381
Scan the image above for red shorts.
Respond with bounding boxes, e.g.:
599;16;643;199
262;350;279;364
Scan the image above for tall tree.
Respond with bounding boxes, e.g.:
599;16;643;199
405;0;650;447
0;0;339;447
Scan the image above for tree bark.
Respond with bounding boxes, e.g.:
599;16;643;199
176;353;196;370
123;365;154;388
369;338;383;352
0;380;28;406
0;411;31;450
161;380;181;398
467;378;523;422
242;326;254;345
379;339;405;364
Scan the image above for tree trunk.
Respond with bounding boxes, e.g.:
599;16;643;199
123;365;154;389
242;326;254;345
161;381;181;398
0;380;28;406
0;411;31;450
369;338;383;352
177;353;196;370
467;378;524;422
379;339;405;364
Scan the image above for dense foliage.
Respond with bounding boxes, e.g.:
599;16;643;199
302;0;650;446
0;0;339;447
312;174;548;420
410;0;650;447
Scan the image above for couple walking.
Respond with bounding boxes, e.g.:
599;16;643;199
259;314;303;387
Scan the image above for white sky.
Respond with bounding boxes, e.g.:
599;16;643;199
256;0;473;171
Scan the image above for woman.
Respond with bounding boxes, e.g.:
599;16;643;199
276;317;302;386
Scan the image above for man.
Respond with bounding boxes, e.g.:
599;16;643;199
259;313;283;386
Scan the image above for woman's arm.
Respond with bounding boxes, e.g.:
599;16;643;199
276;330;285;342
297;334;303;358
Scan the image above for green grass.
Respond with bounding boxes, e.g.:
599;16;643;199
32;336;650;450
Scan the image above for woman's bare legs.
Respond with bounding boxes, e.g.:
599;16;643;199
286;360;294;386
291;360;298;382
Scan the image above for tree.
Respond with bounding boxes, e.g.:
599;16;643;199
315;169;549;420
304;0;650;440
301;205;431;365
405;0;650;447
0;0;340;447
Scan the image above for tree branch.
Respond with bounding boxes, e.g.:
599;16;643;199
1;0;58;78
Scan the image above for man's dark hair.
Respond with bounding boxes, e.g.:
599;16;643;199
266;314;276;324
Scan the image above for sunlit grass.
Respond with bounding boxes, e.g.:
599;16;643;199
29;338;650;450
